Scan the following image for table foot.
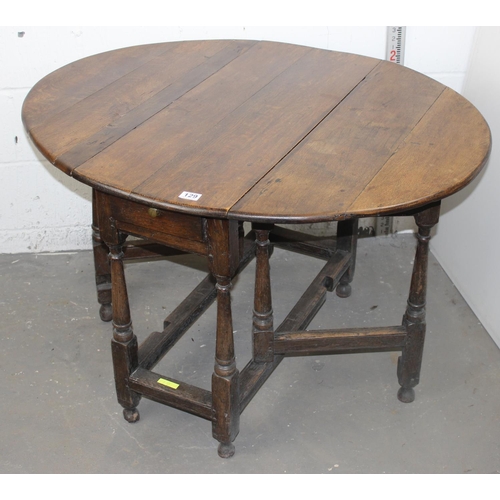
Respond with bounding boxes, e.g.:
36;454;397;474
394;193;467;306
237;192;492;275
218;442;235;458
335;282;351;298
99;303;113;322
123;408;140;423
397;386;415;403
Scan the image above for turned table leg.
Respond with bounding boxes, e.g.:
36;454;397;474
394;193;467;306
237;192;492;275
109;238;141;422
92;190;113;322
336;219;359;298
397;203;440;403
252;224;274;363
207;219;240;458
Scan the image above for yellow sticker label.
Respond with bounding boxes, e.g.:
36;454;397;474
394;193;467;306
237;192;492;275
157;378;179;389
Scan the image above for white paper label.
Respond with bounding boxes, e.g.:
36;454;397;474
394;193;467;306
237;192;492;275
178;191;202;201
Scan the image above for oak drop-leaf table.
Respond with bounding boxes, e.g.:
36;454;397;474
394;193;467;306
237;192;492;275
22;40;491;458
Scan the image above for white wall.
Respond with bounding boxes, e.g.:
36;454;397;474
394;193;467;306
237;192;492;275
431;27;500;348
0;26;476;253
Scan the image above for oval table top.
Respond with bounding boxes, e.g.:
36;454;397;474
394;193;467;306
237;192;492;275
22;39;491;223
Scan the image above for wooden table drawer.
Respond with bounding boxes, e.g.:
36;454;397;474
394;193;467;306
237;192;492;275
97;192;207;254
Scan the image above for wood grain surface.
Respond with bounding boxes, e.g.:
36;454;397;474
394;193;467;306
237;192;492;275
23;40;491;222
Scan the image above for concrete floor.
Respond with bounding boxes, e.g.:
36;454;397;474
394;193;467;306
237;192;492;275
1;233;499;474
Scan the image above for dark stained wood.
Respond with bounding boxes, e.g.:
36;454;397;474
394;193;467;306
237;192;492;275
138;274;217;370
115;221;208;256
130;51;380;215
92;189;112;322
40;42;253;167
239;248;353;412
137;236;257;372
121;241;187;260
206;218;240;279
206;219;241;458
105;193;206;243
22;42;177;130
22;40;492;458
278;251;351;333
252;225;274;363
347;89;491;217
238;356;284;413
23;41;490;222
95;189;208;255
397;202;440;403
230;61;446;222
274;326;407;355
71;41;314;209
335;219;359;298
270;225;335;260
109;240;141;423
129;367;212;420
57;41;257;174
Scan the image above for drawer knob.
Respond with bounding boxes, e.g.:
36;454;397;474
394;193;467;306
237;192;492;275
148;207;161;218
